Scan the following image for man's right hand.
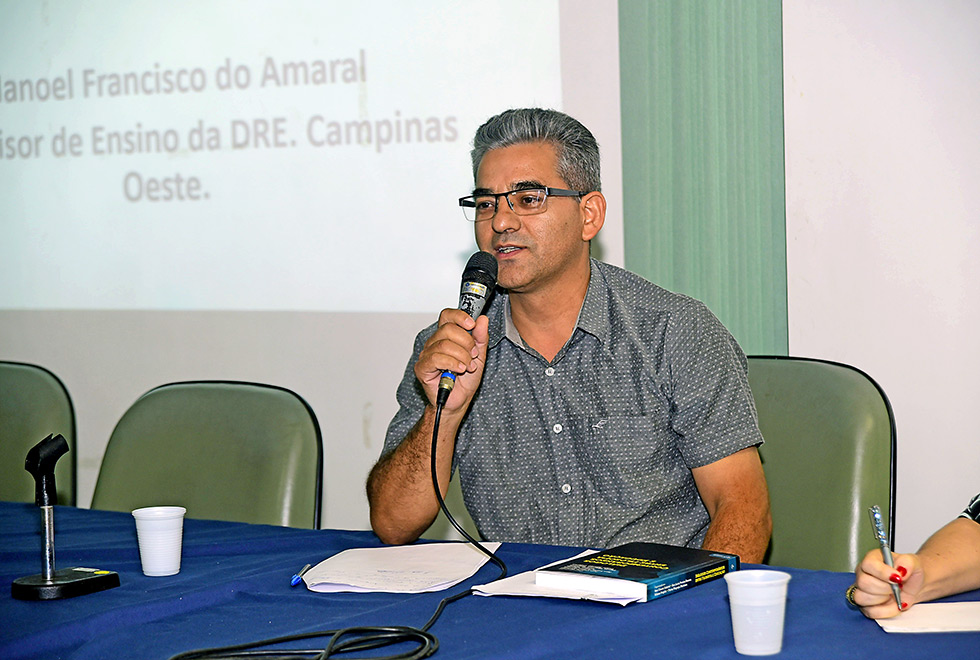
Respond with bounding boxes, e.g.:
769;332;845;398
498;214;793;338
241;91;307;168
414;308;490;414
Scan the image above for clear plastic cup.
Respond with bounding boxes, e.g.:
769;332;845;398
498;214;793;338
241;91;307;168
724;569;792;655
132;506;186;576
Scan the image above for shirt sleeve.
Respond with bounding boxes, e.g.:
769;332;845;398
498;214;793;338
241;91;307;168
663;299;763;468
380;323;437;459
960;493;980;523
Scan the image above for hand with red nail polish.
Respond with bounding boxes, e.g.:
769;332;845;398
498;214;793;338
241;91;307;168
854;551;921;619
851;505;980;620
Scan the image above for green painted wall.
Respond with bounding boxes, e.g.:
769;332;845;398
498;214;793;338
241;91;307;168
618;0;787;355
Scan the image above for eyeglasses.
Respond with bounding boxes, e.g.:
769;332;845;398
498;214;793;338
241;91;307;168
458;187;587;222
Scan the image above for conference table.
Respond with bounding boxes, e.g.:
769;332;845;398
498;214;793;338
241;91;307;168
1;502;977;659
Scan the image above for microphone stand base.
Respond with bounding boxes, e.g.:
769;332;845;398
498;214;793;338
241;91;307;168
12;567;120;600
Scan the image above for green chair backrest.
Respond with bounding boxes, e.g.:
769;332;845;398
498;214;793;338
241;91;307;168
747;356;896;572
0;361;76;505
91;381;322;528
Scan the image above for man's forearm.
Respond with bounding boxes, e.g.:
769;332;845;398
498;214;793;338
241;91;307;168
693;447;772;563
701;500;772;563
366;405;461;545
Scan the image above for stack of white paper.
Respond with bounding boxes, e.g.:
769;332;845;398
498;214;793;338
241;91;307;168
472;551;641;606
875;602;980;633
303;542;501;594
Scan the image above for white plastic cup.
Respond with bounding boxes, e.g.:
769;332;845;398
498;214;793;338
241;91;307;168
132;506;186;576
724;569;792;656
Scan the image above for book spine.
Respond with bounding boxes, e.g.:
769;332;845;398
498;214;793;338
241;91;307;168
645;561;732;601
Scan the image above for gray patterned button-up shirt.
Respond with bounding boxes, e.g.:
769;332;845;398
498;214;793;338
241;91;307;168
382;260;763;548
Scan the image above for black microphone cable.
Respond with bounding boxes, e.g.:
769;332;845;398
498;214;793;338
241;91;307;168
429;398;507;580
168;397;507;660
170;252;503;659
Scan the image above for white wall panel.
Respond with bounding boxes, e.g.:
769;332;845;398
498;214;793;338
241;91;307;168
783;0;980;549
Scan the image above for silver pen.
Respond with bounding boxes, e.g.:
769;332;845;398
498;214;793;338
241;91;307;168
868;505;902;609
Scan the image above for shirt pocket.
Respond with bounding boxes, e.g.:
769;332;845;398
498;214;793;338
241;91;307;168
577;415;678;508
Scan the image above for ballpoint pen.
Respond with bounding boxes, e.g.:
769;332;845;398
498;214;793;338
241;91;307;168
290;563;311;587
868;505;902;610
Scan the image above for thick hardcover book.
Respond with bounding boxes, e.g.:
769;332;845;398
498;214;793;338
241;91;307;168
534;542;739;603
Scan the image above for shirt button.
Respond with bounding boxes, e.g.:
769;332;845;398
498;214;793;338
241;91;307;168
553;423;563;434
561;483;571;494
545;367;555;377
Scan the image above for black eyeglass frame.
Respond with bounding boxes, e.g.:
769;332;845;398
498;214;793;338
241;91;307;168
458;187;588;222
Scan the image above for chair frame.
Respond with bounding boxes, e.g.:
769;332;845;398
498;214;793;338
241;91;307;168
748;355;897;550
97;379;323;529
0;360;77;506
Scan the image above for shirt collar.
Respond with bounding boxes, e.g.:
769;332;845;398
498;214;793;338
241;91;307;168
487;259;612;349
576;259;612;345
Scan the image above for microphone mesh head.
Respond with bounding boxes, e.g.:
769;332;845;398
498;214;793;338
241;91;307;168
463;251;498;285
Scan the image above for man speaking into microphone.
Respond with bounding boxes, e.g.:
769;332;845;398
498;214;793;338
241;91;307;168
366;108;771;562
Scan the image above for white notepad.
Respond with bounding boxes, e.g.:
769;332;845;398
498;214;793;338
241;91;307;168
875;601;980;633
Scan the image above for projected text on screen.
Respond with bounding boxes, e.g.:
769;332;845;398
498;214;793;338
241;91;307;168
0;1;561;312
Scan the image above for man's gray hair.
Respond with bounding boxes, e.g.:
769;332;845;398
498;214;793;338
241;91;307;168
471;108;601;192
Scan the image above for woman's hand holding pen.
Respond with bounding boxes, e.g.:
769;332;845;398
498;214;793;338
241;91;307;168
850;515;980;619
852;550;924;619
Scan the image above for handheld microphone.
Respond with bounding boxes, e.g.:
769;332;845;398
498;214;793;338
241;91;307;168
437;251;498;405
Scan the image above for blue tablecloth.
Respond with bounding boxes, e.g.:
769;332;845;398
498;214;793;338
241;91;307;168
1;502;977;659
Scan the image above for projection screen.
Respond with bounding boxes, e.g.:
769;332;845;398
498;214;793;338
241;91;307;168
1;1;563;312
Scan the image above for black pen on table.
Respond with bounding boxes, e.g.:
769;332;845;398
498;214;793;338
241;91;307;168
291;563;311;587
868;505;902;609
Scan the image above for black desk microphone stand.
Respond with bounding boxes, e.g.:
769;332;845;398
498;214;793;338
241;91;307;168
12;434;120;600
